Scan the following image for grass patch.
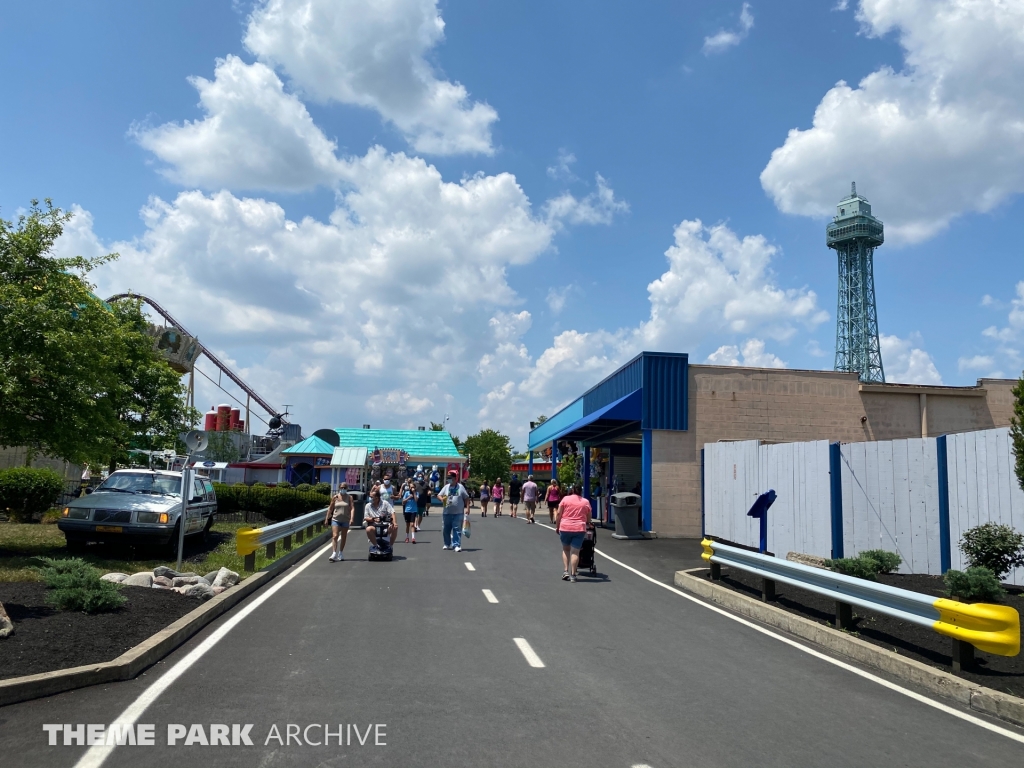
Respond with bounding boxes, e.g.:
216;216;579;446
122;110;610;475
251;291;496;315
0;520;311;582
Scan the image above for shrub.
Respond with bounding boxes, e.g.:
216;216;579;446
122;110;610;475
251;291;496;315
295;483;314;492
212;483;239;514
858;549;902;575
313;482;331;494
36;557;125;613
276;481;291;488
0;467;65;522
824;556;881;581
960;523;1024;580
943;567;1005;603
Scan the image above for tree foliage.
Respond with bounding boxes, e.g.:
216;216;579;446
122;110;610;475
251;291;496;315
204;431;240;463
462;429;513;483
1011;374;1024;493
960;522;1024;580
0;200;194;468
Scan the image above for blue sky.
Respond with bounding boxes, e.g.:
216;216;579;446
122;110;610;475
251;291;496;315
2;1;1023;447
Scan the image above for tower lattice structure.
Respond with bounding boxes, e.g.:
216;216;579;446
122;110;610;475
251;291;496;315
826;182;885;383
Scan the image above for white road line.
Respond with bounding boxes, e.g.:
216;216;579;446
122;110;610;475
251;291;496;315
513;637;545;668
464;562;476;571
482;589;499;603
73;543;334;768
542;530;1024;745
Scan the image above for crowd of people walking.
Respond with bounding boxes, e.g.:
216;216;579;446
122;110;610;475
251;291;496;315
323;469;598;583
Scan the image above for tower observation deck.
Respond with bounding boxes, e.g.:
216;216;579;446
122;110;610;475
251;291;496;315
826;182;885;383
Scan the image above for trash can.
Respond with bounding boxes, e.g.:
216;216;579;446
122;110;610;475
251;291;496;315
610;492;643;539
348;491;366;526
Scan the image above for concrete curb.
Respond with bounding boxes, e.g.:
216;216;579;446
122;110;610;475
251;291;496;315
674;567;1024;729
0;530;330;708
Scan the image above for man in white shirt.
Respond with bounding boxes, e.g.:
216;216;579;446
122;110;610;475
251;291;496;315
363;486;397;553
438;470;469;552
521;474;540;525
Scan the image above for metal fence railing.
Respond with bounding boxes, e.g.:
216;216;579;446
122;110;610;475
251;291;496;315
701;538;1020;671
235;508;329;571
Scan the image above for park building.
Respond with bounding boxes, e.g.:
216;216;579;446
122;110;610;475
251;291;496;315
527;352;1019;538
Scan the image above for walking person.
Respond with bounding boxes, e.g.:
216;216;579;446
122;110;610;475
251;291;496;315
416;480;430;530
479;479;490;517
554;483;593;582
439;469;470;551
491;478;505;516
521;474;539;524
545;478;562;523
324;483;354;561
402;483;418;544
508;474;522;519
380;478;394;505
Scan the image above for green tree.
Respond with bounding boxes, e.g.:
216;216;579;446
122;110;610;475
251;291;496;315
1011;373;1024;493
558;451;580;488
0;200;120;464
204;431;240;463
100;299;198;471
463;429;513;483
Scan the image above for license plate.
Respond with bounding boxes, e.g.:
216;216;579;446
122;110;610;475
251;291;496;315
95;525;122;533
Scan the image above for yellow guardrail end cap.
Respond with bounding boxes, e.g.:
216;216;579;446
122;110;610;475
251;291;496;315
236;527;260;557
700;537;715;562
933;597;1020;657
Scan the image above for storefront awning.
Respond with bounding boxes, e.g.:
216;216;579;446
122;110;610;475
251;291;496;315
330;446;368;467
529;389;641;449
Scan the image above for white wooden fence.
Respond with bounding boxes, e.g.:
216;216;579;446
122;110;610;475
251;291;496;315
704;427;1024;585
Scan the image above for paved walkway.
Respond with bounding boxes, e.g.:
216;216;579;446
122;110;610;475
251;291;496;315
1;513;1022;766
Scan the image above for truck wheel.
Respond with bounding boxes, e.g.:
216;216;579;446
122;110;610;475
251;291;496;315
65;536;86;553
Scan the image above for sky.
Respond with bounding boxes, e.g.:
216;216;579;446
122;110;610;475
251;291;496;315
2;0;1023;449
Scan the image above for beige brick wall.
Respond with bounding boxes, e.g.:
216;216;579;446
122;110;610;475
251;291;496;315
648;366;1019;538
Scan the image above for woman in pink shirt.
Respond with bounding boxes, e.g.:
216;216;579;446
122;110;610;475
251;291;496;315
491;478;505;516
554;483;592;582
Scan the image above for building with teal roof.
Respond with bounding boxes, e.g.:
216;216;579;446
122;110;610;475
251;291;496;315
282;428;465;488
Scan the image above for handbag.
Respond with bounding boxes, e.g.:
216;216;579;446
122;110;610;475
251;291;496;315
462;514;471;538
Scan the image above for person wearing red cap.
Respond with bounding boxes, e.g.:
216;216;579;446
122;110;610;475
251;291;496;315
439;469;469;552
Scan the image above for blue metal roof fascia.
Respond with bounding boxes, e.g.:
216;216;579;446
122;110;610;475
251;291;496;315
554;390;642;443
582;354;643;416
642;352;688;431
528;398;585;451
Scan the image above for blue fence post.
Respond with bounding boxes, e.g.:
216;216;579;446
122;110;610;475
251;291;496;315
583;448;592;515
936;434;951;573
527;450;533;477
551;441;558;482
641;429;653;531
829;442;844;559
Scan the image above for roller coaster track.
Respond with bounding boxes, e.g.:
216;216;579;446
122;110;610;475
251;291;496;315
106;293;283;420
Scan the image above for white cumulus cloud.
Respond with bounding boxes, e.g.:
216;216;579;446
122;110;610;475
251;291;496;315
544;174;630;227
703;3;754;55
879;333;942;384
761;0;1024;244
706;338;787;368
133;55;346;192
244;0;497;156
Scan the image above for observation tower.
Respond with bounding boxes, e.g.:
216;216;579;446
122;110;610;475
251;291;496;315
826;182;885;383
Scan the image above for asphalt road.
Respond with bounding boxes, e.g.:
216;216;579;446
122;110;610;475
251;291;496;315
1;510;1023;767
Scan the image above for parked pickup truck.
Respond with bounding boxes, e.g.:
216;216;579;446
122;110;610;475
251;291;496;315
58;469;217;554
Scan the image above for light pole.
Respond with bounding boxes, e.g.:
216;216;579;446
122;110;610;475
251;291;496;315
176;430;208;572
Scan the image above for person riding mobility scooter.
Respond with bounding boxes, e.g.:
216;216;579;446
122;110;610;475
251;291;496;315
364;487;397;561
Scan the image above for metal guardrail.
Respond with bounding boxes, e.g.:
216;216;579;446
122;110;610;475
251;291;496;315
236;508;329;571
701;538;1020;670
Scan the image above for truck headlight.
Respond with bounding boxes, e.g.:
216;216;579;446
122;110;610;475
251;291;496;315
65;508;90;520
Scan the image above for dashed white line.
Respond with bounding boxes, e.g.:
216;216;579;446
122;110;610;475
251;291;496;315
482;589;499;603
513;637;545;668
464;562;475;571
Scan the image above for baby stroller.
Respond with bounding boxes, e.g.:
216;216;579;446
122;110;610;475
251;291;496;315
368;516;394;561
578;526;598;576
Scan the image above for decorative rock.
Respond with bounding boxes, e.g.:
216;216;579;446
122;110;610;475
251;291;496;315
0;600;14;638
182;583;215;600
153;576;174;588
204;571;220;585
786;552;827;569
153;566;180;578
211;568;240;589
101;573;129;583
211;586;226;595
171;576;202;588
123;572;154;588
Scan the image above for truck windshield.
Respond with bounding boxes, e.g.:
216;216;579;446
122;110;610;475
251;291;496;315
96;473;181;496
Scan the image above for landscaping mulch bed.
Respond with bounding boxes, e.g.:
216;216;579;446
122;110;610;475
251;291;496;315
0;582;197;680
704;568;1024;699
